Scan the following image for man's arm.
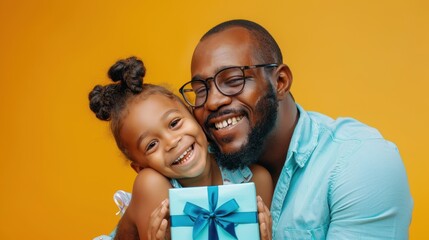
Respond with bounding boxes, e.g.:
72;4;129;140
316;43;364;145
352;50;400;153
327;140;413;239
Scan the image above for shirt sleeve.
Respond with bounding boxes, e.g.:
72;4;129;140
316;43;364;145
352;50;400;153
327;139;413;239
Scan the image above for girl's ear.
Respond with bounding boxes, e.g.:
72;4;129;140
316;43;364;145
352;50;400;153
130;162;144;173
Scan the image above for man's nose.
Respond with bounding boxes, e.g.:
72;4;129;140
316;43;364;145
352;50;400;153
205;81;232;111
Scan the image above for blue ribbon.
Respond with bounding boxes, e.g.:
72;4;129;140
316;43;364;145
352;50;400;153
170;186;258;240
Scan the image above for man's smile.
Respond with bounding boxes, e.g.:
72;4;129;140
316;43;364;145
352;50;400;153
214;115;244;130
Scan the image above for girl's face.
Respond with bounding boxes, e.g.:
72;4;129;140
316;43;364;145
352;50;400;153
119;94;209;180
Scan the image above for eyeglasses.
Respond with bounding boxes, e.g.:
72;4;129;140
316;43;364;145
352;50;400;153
179;63;278;108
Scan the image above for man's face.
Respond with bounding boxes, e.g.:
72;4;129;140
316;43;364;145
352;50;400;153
191;27;278;169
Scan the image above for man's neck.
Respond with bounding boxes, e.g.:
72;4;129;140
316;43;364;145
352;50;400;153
258;98;299;186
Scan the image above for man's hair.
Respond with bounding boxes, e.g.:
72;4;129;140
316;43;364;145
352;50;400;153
201;19;283;64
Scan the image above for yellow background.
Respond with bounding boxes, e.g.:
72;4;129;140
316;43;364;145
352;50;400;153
0;0;427;239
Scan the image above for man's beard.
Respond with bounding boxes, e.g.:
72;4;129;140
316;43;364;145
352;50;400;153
209;85;278;170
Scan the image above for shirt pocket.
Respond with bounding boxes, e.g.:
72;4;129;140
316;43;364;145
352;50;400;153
283;225;328;240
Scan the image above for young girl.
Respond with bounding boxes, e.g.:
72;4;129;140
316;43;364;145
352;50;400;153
89;56;273;240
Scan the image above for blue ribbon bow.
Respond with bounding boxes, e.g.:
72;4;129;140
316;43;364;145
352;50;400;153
170;185;258;240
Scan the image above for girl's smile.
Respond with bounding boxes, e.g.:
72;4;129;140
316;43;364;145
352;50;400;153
119;93;210;180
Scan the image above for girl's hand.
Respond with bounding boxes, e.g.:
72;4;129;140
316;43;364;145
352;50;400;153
148;199;170;240
257;196;272;240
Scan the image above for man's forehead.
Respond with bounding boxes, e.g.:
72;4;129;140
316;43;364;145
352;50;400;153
191;28;254;77
202;26;251;41
196;27;252;51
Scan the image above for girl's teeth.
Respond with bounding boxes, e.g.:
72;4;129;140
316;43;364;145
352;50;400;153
173;146;192;165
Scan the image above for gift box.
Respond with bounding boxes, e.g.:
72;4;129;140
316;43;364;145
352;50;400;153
169;182;260;240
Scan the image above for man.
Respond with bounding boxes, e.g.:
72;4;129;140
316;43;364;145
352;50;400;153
178;19;413;239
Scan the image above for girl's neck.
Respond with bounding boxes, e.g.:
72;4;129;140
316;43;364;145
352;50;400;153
177;154;223;187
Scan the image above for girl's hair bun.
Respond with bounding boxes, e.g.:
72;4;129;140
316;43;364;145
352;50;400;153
89;56;146;121
108;56;146;93
88;84;119;121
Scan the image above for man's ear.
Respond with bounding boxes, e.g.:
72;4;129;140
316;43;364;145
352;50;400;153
273;64;293;101
130;162;144;173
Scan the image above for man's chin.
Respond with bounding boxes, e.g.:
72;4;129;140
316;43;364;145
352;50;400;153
215;140;247;155
208;138;255;170
207;83;278;170
209;123;250;147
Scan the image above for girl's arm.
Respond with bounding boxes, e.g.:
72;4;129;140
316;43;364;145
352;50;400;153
249;164;274;240
249;164;273;208
118;168;172;240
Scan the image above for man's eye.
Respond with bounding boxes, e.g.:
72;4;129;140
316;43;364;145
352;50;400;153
194;87;207;97
170;118;181;128
223;77;245;87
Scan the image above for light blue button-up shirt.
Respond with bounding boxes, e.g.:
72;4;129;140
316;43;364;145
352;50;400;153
271;104;413;239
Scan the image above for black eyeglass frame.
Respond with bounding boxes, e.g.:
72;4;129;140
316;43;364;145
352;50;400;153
179;63;278;108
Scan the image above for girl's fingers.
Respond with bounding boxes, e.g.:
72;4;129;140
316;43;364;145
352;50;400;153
257;196;272;240
148;199;169;240
260;221;269;240
155;219;168;240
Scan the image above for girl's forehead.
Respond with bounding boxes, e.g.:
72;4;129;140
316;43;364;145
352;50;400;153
131;93;178;109
125;95;189;126
120;96;178;139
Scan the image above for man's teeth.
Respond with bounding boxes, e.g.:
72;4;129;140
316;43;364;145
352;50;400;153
215;116;243;130
173;146;193;165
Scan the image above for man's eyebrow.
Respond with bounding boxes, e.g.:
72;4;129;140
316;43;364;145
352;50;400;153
191;75;204;82
191;65;238;82
136;108;180;148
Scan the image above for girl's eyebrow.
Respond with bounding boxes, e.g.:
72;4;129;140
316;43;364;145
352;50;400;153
136;108;180;148
161;109;180;121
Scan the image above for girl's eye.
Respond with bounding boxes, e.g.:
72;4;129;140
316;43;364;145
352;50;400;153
170;118;181;128
146;140;158;152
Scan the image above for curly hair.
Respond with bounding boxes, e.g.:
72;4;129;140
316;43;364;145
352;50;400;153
88;56;182;160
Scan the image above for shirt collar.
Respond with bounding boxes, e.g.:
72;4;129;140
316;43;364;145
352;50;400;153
286;104;319;168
